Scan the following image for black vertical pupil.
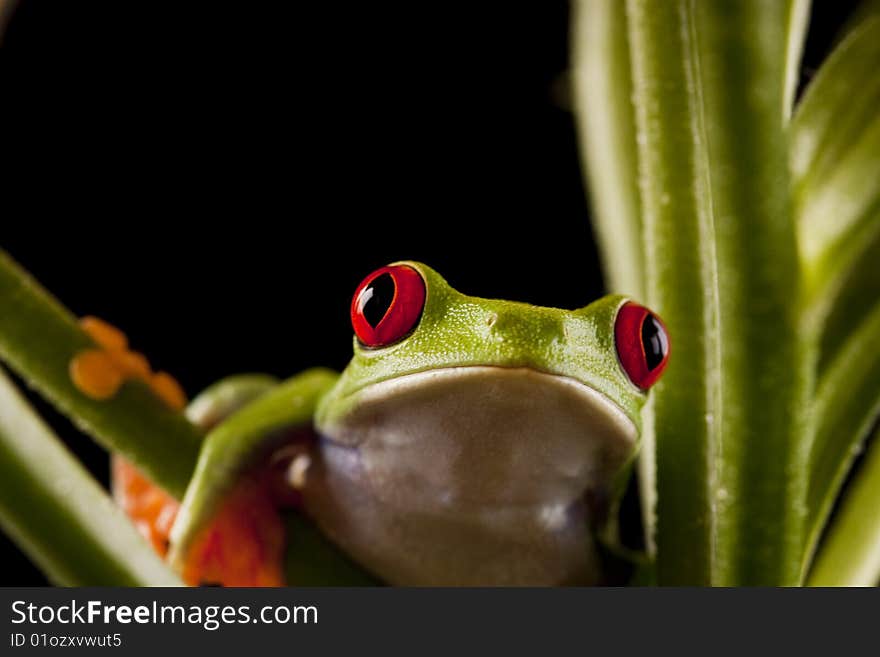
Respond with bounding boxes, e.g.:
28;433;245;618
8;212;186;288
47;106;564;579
362;273;396;328
641;314;668;371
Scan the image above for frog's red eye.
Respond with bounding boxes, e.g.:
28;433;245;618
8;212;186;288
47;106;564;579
351;264;426;348
615;301;670;390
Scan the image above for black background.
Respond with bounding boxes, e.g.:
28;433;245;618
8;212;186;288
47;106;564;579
0;0;862;584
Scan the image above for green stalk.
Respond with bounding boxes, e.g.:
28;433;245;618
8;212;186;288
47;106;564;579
790;17;880;290
787;13;880;578
620;0;719;583
0;368;181;586
625;0;809;584
817;235;880;375
790;19;880;212
791;17;880;359
808;426;880;586
838;0;880;50
782;0;811;120
804;304;880;575
571;0;644;300
0;250;202;498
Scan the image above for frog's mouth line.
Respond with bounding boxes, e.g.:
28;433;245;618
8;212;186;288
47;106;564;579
316;365;637;449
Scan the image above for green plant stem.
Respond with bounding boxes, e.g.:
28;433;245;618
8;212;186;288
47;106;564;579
786;12;880;579
0;367;181;586
571;0;644;301
804;303;880;573
790;18;880;205
783;0;812;120
817;234;880;374
0;250;202;499
808;425;880;586
622;0;719;583
626;0;809;584
844;0;880;34
790;17;880;318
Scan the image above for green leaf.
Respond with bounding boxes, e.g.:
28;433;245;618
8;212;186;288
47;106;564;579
803;303;880;574
808;425;880;586
783;0;812;120
817;233;880;374
838;0;880;44
789;13;880;578
0;250;202;499
618;0;719;582
571;0;644;300
791;16;880;315
620;0;810;584
790;17;880;201
0;367;181;586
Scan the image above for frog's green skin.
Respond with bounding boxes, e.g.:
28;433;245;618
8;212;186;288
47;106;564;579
168;262;648;586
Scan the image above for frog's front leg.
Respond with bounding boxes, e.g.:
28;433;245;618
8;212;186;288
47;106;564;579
111;372;289;584
167;369;338;586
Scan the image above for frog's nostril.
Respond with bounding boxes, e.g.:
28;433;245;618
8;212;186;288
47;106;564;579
485;313;498;328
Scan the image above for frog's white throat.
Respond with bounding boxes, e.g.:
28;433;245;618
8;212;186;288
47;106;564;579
305;366;638;586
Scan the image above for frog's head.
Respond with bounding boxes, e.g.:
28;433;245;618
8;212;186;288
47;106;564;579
308;262;669;584
316;261;668;436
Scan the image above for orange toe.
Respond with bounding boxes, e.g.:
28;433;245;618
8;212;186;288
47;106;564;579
70;349;125;400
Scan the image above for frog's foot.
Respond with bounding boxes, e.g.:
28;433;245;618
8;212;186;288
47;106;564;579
70;316;186;409
113;447;307;587
176;440;314;587
164;372;334;587
178;475;285;587
112;455;179;557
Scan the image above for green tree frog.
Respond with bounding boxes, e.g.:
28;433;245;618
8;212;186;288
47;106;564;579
115;262;669;586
